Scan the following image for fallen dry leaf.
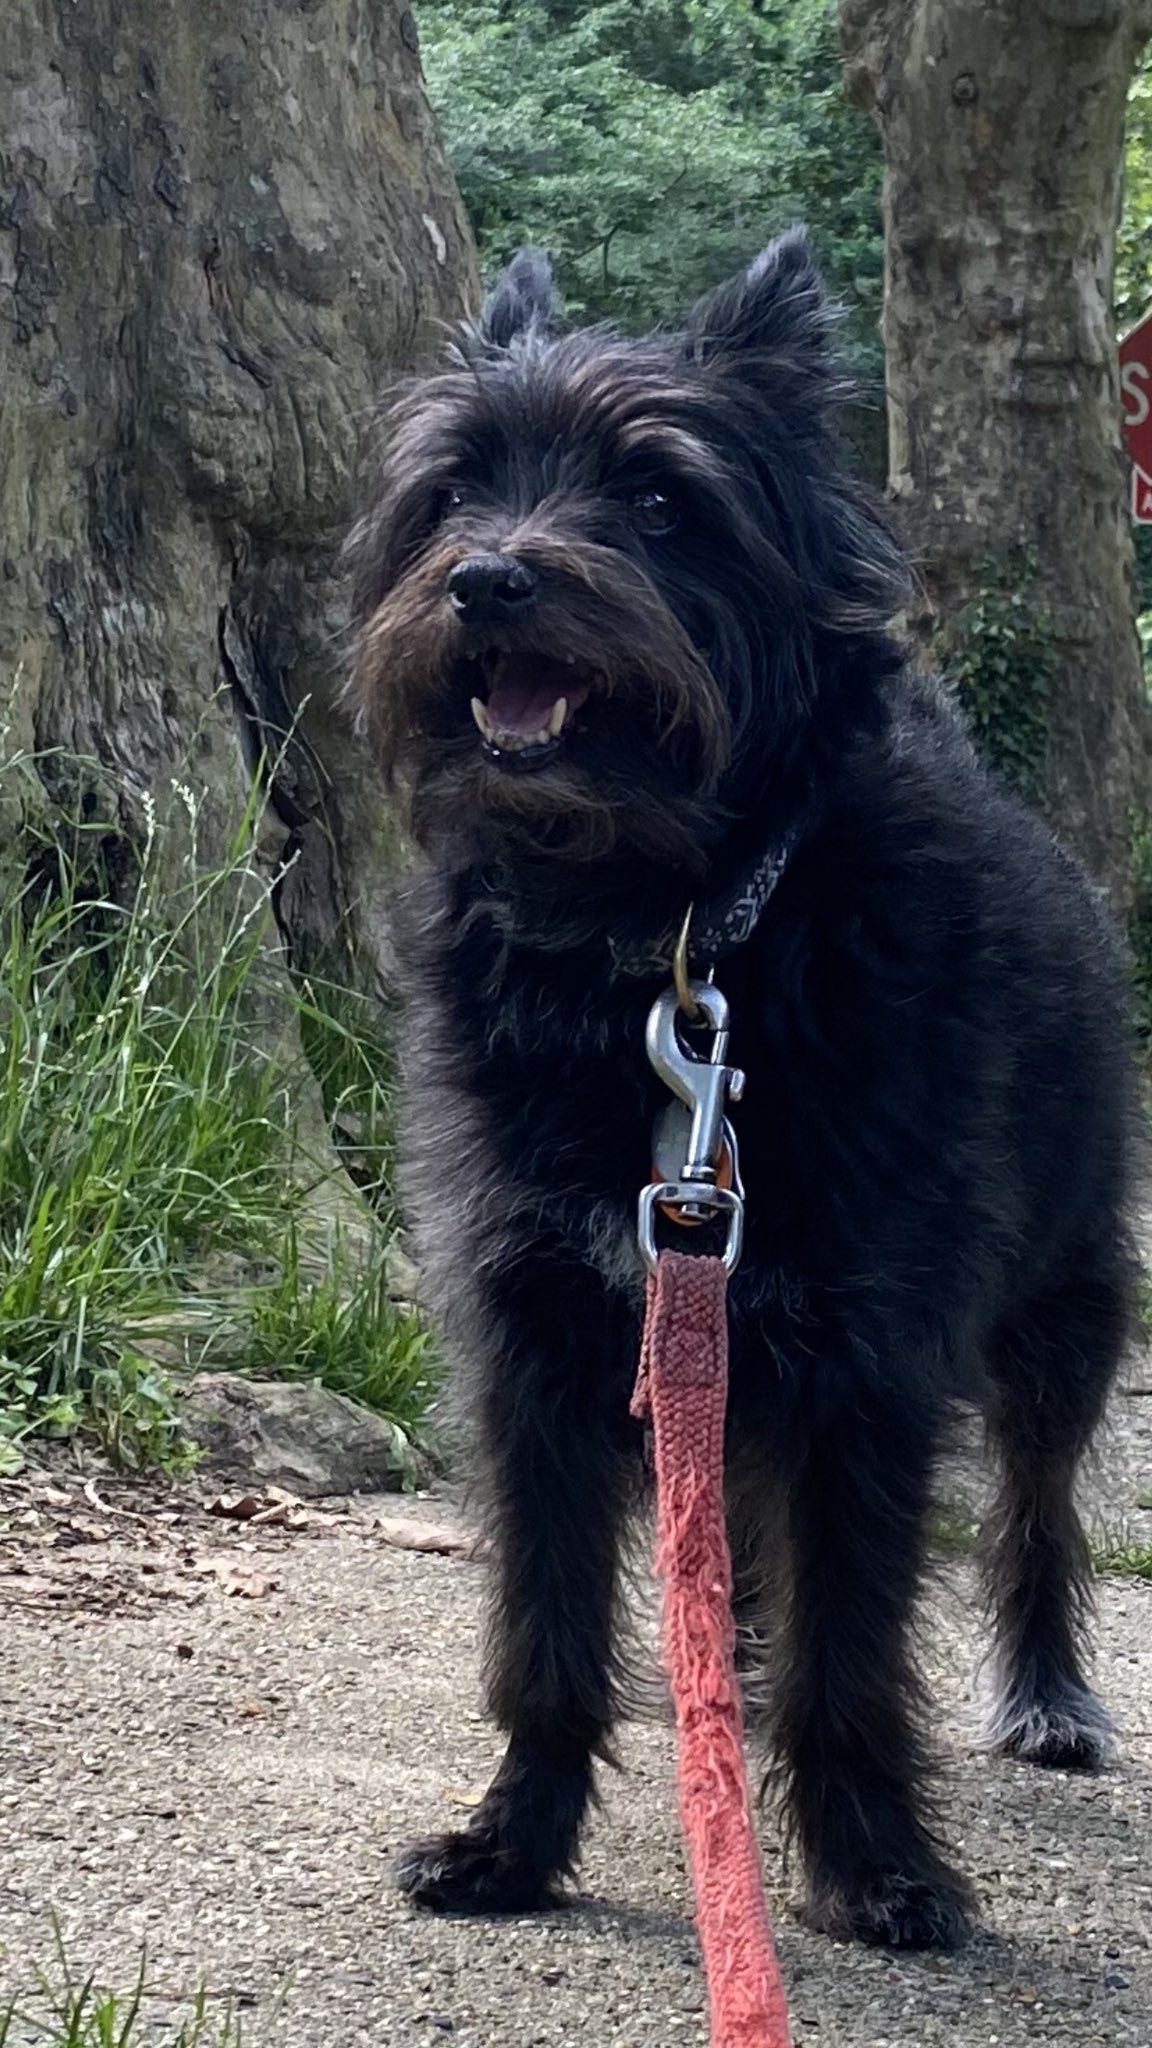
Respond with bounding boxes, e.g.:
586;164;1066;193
374;1517;485;1560
207;1487;344;1534
207;1492;265;1522
194;1556;278;1599
249;1500;299;1527
441;1785;485;1810
60;1517;110;1546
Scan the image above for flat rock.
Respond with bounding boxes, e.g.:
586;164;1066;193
184;1373;415;1496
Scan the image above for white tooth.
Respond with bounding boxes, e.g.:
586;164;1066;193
548;697;567;738
470;697;493;740
533;727;551;747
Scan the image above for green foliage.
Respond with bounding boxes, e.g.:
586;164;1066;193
1119;57;1152;336
927;1501;980;1560
942;564;1054;805
245;1221;435;1440
0;1924;253;2047
0;746;430;1474
1122;60;1152;635
1092;1533;1152;1582
417;0;883;367
294;977;398;1230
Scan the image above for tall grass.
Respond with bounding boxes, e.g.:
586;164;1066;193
0;1922;268;2045
1;1970;245;2048
0;746;432;1475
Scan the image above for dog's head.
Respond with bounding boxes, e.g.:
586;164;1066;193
348;230;905;871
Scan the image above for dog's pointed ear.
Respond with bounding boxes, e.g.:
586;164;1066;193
476;248;561;349
684;228;834;388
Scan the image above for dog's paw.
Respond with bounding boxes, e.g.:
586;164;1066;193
394;1830;559;1916
803;1867;974;1951
988;1680;1115;1772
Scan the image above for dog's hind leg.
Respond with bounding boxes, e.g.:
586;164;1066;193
981;1241;1130;1771
774;1377;975;1951
395;1258;635;1915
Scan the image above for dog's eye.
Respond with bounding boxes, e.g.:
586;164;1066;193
630;489;678;536
438;485;467;521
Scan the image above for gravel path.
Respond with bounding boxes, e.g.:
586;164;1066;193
1;1388;1151;2048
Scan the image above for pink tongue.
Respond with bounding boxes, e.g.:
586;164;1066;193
486;656;590;736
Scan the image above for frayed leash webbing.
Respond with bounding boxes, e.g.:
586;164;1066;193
632;1249;792;2048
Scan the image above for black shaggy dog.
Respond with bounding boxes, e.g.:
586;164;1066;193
348;232;1137;1951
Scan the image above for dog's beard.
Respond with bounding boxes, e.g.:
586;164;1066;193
352;534;731;866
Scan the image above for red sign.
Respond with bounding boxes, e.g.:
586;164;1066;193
1120;306;1152;524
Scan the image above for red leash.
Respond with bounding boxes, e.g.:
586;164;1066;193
632;1252;792;2048
635;974;793;2047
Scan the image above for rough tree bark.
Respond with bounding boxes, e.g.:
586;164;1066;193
0;0;475;992
840;0;1152;911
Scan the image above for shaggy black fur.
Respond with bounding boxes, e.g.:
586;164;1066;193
348;232;1138;1950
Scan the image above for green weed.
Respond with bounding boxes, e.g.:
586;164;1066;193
0;1926;251;2047
0;744;430;1472
927;1500;981;1560
1092;1534;1152;1582
245;1222;434;1438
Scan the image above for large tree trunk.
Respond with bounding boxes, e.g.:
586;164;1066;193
840;0;1152;911
0;0;475;994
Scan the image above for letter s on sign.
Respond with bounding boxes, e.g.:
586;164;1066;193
1122;360;1151;428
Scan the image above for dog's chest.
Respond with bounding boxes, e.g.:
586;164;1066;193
406;944;665;1284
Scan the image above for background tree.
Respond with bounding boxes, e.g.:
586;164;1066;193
839;0;1152;912
0;0;476;1466
417;0;883;362
1;0;475;994
416;0;1147;880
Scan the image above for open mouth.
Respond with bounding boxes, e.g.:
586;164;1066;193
466;650;594;771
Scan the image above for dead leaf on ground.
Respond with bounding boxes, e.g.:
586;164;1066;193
441;1785;485;1809
194;1555;278;1599
207;1491;266;1521
374;1517;485;1560
206;1487;344;1533
2;1554;206;1614
59;1517;110;1546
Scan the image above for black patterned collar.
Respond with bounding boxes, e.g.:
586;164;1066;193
609;834;794;981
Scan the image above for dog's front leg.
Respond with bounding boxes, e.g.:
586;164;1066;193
775;1377;976;1951
396;1253;636;1915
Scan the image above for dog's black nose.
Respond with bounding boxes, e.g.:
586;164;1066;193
447;553;536;621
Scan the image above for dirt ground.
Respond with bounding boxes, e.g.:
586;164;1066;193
1;1382;1151;2048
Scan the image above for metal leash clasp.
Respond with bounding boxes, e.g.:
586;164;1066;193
637;980;746;1277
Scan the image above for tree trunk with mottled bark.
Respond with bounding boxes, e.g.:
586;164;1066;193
0;0;475;995
840;0;1152;910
